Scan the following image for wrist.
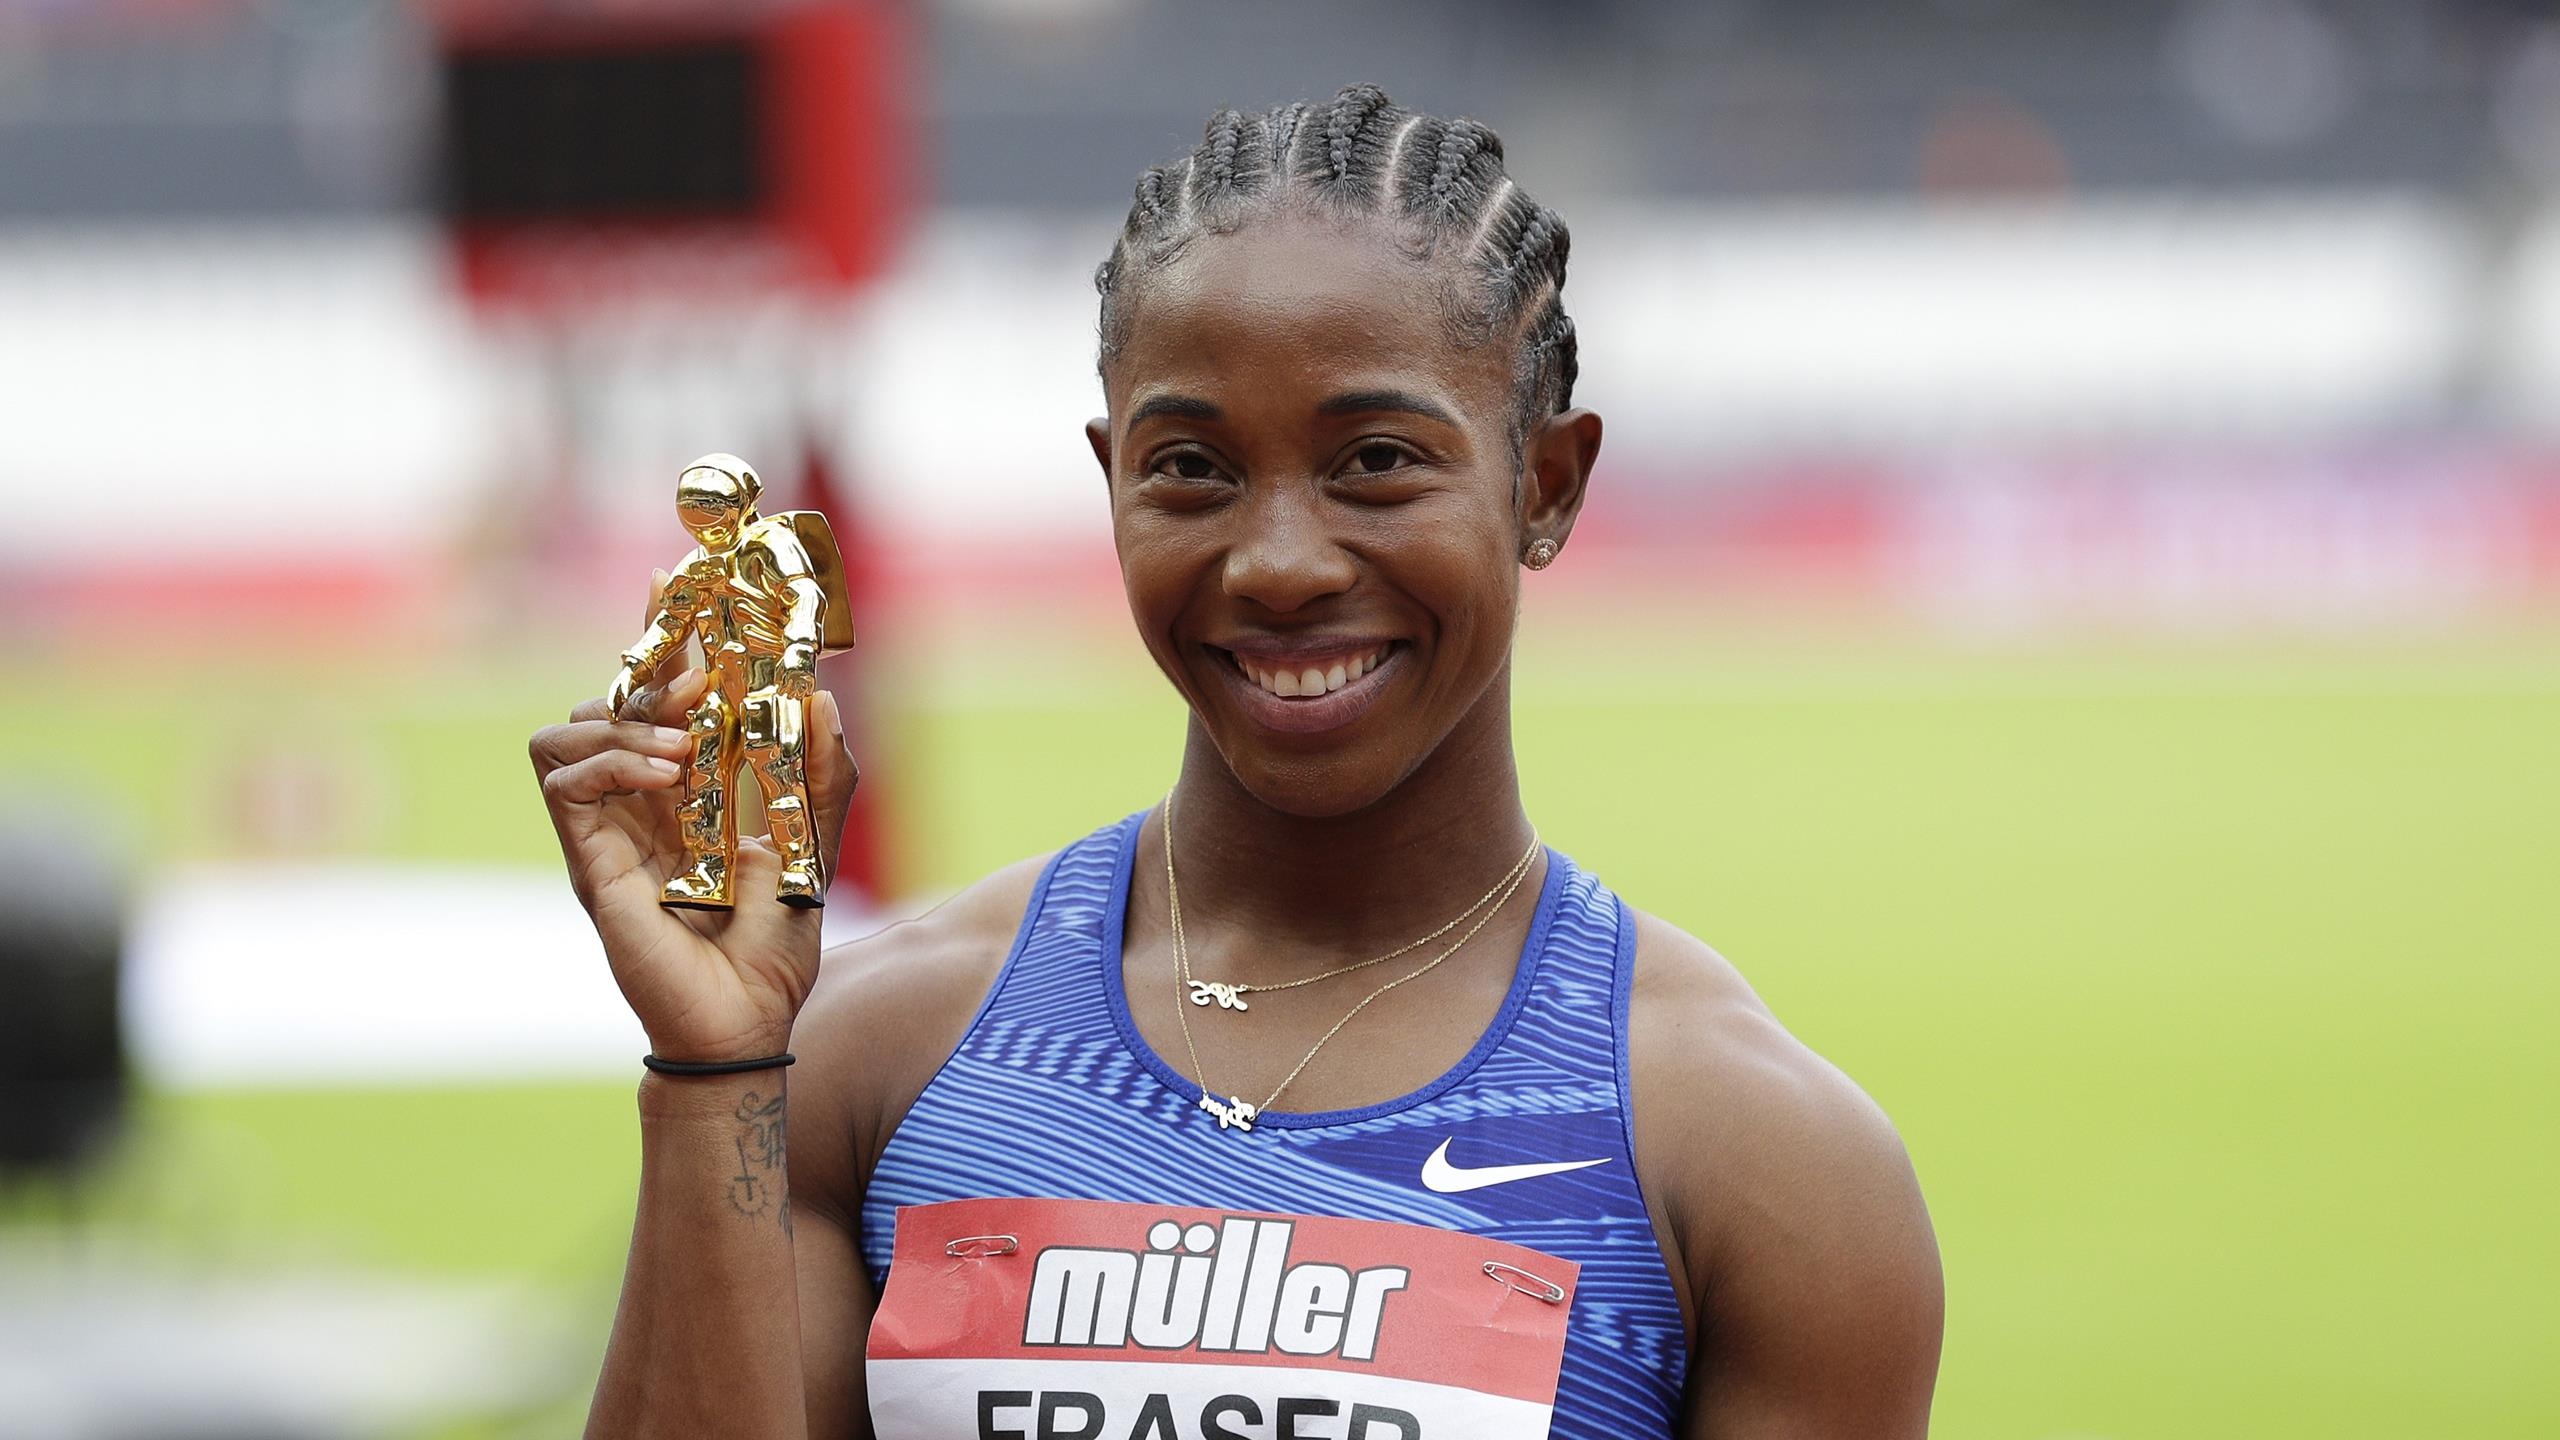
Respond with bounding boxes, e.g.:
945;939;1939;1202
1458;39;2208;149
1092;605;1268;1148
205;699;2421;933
642;1023;794;1068
644;1051;793;1077
636;1064;789;1125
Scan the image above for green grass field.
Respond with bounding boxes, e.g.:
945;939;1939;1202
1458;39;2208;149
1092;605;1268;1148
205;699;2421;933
11;618;2558;1438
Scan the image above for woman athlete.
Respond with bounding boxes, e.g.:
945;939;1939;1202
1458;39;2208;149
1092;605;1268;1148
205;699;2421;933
532;85;1943;1439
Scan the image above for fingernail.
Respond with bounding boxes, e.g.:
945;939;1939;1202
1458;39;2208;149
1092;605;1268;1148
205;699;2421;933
646;757;680;777
652;726;687;746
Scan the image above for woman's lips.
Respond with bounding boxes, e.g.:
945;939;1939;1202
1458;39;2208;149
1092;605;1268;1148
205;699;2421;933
1209;640;1406;735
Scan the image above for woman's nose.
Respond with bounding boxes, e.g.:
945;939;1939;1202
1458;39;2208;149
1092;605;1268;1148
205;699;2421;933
1219;491;1356;614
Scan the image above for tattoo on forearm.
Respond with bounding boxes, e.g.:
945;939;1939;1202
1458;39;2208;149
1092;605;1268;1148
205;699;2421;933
726;1088;791;1235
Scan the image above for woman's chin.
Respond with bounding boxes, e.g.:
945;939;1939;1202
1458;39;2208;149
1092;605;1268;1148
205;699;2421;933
1240;772;1398;820
1196;737;1405;820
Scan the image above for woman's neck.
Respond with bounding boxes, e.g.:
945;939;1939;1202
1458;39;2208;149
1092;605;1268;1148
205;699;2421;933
1152;680;1539;984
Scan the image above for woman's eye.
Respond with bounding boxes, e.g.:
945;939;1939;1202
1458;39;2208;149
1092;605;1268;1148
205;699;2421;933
1351;443;1408;474
1153;452;1221;481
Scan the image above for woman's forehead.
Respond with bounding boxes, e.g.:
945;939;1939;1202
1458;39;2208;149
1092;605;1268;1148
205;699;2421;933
1111;214;1511;418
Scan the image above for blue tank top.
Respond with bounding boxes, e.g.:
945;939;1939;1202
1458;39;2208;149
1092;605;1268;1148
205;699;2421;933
860;809;1687;1438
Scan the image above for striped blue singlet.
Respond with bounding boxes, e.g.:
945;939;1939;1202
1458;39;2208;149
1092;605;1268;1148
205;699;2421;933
859;809;1687;1438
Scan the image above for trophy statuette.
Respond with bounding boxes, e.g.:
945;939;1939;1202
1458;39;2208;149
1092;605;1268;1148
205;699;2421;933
607;453;855;910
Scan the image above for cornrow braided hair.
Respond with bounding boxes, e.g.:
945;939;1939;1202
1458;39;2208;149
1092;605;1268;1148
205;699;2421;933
1313;81;1391;194
1265;102;1310;178
1094;83;1577;446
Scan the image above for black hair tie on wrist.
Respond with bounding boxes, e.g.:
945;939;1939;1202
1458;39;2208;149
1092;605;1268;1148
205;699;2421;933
642;1052;795;1076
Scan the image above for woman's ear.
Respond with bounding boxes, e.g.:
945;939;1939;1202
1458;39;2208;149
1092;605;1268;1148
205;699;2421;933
1086;417;1113;491
1521;407;1603;550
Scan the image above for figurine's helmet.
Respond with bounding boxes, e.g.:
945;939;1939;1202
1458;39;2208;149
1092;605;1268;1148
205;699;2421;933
675;453;762;548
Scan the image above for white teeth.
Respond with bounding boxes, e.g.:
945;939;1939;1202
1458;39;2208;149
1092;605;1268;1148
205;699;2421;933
1236;644;1393;698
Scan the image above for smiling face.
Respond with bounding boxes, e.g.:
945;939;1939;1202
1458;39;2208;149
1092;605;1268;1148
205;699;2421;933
1090;210;1598;818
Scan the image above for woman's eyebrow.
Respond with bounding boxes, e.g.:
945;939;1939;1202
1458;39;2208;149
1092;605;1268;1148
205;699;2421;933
1319;389;1459;425
1126;394;1223;430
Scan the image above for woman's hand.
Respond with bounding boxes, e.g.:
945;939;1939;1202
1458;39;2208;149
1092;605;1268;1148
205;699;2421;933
529;570;861;1064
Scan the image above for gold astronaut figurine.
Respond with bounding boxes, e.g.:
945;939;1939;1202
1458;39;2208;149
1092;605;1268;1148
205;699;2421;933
607;453;854;910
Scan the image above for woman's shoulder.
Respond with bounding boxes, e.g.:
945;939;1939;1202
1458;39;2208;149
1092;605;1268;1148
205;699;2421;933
1620;905;1938;1321
815;851;1056;1018
1623;905;1854;1119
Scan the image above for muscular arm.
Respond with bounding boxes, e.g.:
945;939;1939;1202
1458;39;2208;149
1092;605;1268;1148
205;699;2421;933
582;856;1047;1440
1628;914;1945;1439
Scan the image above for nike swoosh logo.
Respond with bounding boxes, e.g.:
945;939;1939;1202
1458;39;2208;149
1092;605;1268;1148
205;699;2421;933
1419;1137;1610;1194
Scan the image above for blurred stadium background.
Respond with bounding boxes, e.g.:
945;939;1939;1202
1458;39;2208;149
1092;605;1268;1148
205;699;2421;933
2;1;2555;1436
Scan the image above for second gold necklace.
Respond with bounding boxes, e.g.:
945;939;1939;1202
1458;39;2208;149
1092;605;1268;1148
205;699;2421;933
1159;790;1541;1133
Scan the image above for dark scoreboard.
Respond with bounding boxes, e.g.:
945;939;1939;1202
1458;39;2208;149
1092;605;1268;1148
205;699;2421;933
431;3;908;311
442;41;765;222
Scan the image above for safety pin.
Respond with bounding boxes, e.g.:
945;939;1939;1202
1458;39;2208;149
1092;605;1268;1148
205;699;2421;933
945;1233;1019;1258
1482;1260;1566;1303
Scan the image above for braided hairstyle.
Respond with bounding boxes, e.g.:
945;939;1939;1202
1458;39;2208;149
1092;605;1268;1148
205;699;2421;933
1094;84;1578;451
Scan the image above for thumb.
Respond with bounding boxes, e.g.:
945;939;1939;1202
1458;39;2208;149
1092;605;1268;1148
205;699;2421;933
809;689;859;881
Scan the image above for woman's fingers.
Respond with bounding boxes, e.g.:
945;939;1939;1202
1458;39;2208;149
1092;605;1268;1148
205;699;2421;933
650;667;710;722
529;717;695;778
539;748;684;808
570;665;709;726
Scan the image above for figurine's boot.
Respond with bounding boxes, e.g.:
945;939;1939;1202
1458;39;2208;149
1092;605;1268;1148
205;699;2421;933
662;853;733;910
664;762;736;910
765;792;826;909
775;854;826;908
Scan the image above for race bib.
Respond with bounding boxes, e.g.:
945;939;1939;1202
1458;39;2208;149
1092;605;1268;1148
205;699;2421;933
866;1197;1579;1440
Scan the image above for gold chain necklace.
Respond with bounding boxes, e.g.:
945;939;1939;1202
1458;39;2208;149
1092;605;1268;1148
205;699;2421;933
1177;815;1541;1016
1159;790;1540;1133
